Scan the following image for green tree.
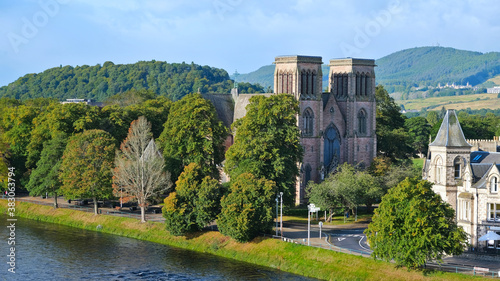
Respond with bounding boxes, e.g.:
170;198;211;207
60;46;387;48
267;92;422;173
224;94;303;206
404;117;431;157
113;117;172;222
426;111;439;126
26;133;67;207
217;173;276;242
364;177;468;268
307;163;383;218
59;130;116;215
162;163;222;235
159;93;227;184
375;85;412;160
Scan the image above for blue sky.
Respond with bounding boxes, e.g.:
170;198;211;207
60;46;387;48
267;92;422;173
1;0;499;86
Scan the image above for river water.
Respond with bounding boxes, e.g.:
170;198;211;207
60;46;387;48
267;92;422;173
1;215;317;280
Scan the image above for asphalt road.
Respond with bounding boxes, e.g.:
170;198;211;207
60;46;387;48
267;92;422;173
327;228;372;254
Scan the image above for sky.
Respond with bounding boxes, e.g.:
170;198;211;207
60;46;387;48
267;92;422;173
1;0;500;87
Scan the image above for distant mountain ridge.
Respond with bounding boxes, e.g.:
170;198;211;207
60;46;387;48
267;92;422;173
233;47;500;93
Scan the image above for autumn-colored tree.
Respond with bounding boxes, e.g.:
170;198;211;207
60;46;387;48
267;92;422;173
158;93;227;183
113;116;172;222
217;173;276;242
224;94;303;206
26;133;67;207
162;163;222;235
59;130;116;215
365;177;468;268
0;131;10;191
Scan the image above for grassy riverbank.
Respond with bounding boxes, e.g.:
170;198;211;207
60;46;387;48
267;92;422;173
0;200;478;281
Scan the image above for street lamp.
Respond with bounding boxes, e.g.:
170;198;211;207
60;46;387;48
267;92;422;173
280;192;283;237
275;195;279;236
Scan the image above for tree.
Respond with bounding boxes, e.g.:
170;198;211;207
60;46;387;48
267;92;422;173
59;130;116;215
307;163;383;219
404;117;431;157
375;85;412;160
113;116;172;222
0;132;10;192
26;133;67;208
158;93;227;184
162;163;222;235
224;94;303;206
217;173;276;242
364;177;468;268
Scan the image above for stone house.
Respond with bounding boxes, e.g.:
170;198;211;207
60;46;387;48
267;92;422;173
423;109;500;250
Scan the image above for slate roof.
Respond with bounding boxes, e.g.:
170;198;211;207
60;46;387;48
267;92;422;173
233;93;273;122
201;94;234;129
430;109;471;147
470;151;500;164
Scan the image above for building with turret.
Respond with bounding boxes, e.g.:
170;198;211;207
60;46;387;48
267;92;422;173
423;109;500;251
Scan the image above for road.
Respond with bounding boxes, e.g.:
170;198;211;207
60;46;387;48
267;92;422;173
328;227;372;254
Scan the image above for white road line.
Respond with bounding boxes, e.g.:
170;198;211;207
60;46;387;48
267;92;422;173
358;235;371;252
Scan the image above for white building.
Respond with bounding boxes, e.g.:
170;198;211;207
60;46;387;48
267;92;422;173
422;109;500;251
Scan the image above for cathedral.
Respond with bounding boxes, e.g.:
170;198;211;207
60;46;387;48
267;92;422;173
206;55;377;205
423;109;500;251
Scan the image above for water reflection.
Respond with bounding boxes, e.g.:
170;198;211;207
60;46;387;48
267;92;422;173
1;216;317;280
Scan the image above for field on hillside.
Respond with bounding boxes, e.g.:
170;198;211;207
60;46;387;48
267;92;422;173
398;93;500;111
484;74;500;86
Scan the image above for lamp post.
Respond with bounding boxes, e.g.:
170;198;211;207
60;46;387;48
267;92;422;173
280;192;283;237
275;195;279;236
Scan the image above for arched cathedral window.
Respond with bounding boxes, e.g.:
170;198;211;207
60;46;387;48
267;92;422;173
303;108;314;136
357;109;367;135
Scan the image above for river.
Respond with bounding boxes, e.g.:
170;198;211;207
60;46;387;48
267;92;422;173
1;215;317;280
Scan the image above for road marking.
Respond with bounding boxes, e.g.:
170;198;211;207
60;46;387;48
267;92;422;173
337;238;346;242
358;235;372;252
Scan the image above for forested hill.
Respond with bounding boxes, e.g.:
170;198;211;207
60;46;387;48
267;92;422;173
0;60;264;101
377;46;500;92
234;47;500;93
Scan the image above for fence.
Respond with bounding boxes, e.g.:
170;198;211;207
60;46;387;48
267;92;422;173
13;197;165;222
424;262;500;278
265;232;500;278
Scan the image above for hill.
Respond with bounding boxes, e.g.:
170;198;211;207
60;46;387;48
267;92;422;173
377;46;500;92
234;47;500;94
0;61;263;101
233;64;331;91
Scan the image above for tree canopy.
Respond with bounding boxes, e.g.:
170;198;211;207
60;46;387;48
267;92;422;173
25;132;67;207
375;85;413;161
0;60;263;102
159;93;227;184
365;177;468;268
113;116;172;222
162;163;222;235
224;94;303;206
217;173;276;242
59;129;116;215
